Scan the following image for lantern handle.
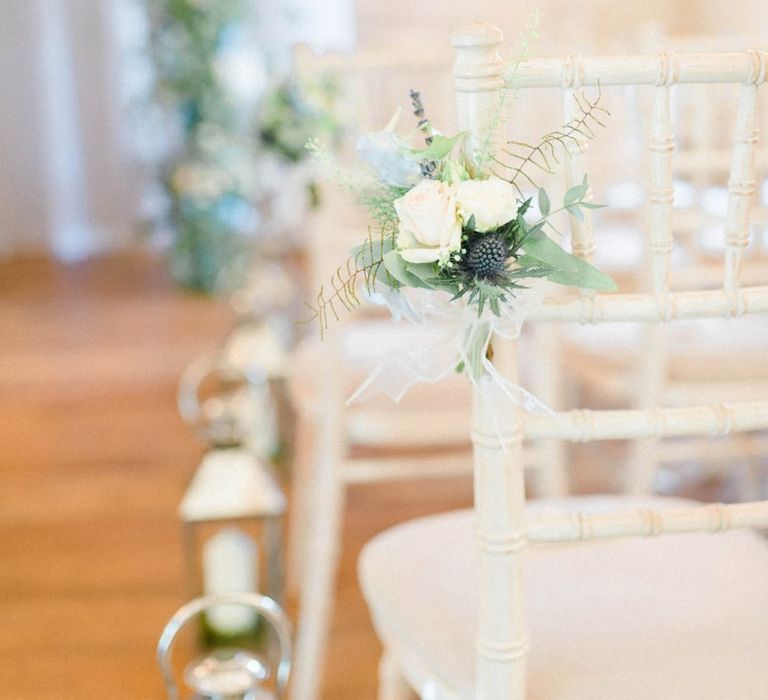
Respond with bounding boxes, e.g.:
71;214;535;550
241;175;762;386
178;351;226;427
157;592;292;700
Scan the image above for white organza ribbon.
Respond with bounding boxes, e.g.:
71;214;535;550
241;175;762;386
347;285;554;440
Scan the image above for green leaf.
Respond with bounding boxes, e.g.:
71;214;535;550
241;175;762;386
522;231;617;292
538;187;550;217
351;235;393;266
566;204;584;222
580;201;607;209
465;214;476;232
545;265;616;290
564;180;589;206
441;158;470;184
405;260;443;287
382;250;435;289
410;132;466;162
509;256;554;278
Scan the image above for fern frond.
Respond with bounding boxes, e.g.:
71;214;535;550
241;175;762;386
304;226;392;338
494;84;609;192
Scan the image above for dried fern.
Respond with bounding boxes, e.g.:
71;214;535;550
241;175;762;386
304;227;392;337
491;86;609;197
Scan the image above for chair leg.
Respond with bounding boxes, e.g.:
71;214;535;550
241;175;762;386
379;651;415;700
290;350;346;700
286;414;316;596
290;464;344;700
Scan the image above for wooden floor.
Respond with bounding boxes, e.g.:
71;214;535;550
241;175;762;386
0;251;744;699
0;252;477;699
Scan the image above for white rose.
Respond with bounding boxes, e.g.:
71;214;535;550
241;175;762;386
394;180;462;264
455;176;518;232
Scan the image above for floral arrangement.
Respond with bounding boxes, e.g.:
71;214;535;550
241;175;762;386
257;75;342;208
308;85;615;381
147;0;263;293
259;77;342;164
146;0;342;291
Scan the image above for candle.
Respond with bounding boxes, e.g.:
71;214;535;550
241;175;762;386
203;527;259;636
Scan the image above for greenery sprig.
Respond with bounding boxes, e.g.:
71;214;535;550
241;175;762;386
304;228;393;337
491;86;610;196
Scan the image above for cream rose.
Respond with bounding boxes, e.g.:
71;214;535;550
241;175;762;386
455;176;518;232
394;180;462;264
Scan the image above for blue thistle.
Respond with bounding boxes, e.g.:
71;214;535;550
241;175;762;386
464;233;509;280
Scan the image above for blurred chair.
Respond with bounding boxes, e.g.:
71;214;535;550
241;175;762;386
360;23;768;700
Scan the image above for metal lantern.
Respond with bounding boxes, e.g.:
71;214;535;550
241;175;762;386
179;350;282;463
157;593;291;700
227;258;296;325
177;355;287;644
221;320;292;466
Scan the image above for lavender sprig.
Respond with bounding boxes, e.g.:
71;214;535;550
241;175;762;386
409;89;436;178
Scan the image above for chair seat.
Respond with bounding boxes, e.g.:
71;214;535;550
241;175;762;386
359;496;768;700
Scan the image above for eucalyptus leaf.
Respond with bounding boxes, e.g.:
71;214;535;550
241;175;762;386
351;235;393;266
545;265;616;290
522;231;617;292
382;250;434;289
405;260;444;288
564;183;588;206
580;201;607;209
567;204;584;222
538;187;551;217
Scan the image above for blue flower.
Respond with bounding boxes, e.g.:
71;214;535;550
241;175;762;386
356;111;421;188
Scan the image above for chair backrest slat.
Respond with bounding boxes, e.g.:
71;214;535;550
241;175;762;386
647;83;675;295
724;83;759;291
562;87;597;263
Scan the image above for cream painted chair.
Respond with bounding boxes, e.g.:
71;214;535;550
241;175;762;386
286;48;570;700
359;23;768;700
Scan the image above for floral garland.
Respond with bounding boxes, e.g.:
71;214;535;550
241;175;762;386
147;0;262;293
147;0;342;292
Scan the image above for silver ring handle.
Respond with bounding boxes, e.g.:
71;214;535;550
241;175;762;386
178;352;229;428
157;593;291;699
